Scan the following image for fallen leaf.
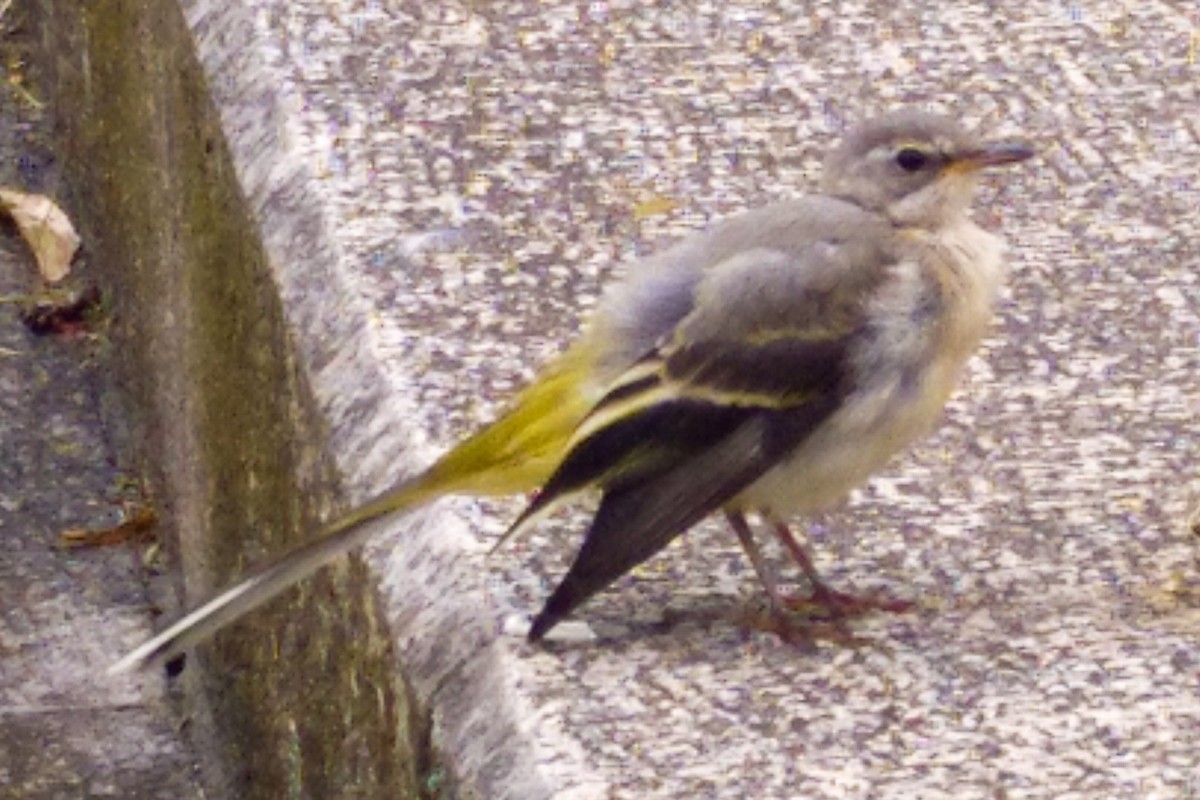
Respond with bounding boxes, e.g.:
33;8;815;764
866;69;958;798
19;284;102;336
59;502;158;549
0;188;80;284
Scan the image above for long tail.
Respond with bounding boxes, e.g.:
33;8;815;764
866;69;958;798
107;475;442;674
109;342;601;674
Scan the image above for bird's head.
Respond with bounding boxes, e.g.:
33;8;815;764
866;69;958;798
821;109;1033;228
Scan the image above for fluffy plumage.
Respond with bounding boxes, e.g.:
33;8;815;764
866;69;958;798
111;109;1032;673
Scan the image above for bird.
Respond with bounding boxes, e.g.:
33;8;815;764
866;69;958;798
110;108;1033;674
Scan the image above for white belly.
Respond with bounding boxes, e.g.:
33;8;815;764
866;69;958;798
734;219;1006;516
734;364;961;515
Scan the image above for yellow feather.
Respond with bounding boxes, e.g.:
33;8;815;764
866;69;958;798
418;339;603;497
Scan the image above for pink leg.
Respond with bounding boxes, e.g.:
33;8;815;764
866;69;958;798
724;512;859;646
769;517;913;617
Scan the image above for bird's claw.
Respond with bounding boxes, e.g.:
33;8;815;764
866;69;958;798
738;604;864;650
782;583;913;620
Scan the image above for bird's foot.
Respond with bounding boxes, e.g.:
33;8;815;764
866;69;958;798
738;603;864;650
782;583;913;620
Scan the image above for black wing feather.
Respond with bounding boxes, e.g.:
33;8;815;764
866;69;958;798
527;391;843;640
514;241;898;638
527;415;769;639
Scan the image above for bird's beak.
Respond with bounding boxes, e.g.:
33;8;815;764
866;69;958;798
952;141;1036;172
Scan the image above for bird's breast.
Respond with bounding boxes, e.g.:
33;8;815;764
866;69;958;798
735;219;1006;516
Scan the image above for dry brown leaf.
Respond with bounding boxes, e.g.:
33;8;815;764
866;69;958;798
0;188;80;284
19;284;102;336
59;503;158;549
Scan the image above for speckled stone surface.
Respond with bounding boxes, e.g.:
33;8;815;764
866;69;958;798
0;67;206;796
180;1;1198;797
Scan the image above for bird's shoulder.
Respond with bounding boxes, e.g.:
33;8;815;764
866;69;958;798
698;194;894;265
676;196;904;346
590;194;909;386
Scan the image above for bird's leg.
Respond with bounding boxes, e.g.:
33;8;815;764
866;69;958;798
723;511;857;647
725;511;785;607
768;516;913;618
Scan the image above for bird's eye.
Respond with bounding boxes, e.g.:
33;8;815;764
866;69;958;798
895;147;928;172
